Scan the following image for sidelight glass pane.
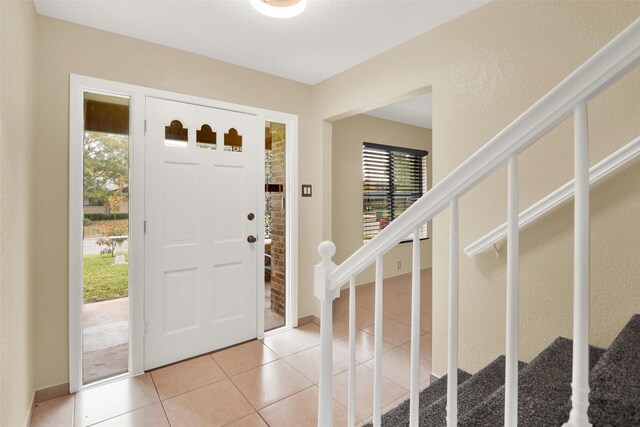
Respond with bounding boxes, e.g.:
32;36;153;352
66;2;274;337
82;91;130;385
264;121;286;332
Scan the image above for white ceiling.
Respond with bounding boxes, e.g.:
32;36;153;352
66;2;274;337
34;0;488;85
365;92;432;128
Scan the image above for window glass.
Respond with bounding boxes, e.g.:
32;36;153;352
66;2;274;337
362;142;428;243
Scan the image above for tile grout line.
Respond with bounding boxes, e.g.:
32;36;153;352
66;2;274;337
154;372;230;404
73;272;432;427
255;383;318;423
78;376;160;427
83;400;160;427
255;411;272;427
331;389;363;425
219;410;272;427
149;370;174;427
225;370;267;415
154;341;421;426
229;360;316;415
227;357;283;382
209;343;282;378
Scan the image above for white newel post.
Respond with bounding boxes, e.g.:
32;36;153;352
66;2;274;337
316;241;339;427
563;103;591;427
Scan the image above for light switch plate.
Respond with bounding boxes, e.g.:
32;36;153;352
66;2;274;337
301;184;312;197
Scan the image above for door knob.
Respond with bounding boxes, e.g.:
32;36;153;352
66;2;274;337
247;235;257;243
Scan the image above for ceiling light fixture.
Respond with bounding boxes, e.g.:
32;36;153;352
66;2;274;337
250;0;307;19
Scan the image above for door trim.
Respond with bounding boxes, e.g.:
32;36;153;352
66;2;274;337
262;113;299;333
69;74;299;391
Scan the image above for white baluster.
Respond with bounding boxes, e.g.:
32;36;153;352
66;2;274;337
447;198;459;426
373;254;384;426
563;103;591;427
348;276;357;427
410;227;421;427
505;155;520;427
315;241;339;427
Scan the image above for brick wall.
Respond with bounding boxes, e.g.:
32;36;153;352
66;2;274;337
269;127;286;317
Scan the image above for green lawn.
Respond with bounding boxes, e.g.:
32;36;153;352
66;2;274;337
83;253;129;303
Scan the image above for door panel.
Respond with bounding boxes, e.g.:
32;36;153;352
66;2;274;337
213;262;244;322
163;268;199;334
213;165;244;241
145;97;259;369
163;162;199;245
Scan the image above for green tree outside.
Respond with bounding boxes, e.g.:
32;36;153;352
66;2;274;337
83;132;129;207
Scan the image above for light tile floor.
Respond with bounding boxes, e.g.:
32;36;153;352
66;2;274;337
30;269;432;427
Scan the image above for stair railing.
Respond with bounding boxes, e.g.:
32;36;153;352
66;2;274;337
316;17;640;427
464;134;640;258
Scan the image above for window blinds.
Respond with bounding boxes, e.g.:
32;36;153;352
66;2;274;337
363;142;428;243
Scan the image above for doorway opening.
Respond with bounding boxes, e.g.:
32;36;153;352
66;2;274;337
71;75;300;388
330;91;432;276
81;91;131;384
264;121;286;332
144;97;261;369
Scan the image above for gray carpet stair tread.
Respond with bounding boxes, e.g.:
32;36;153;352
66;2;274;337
588;313;640;426
458;337;605;427
418;355;527;427
364;369;471;427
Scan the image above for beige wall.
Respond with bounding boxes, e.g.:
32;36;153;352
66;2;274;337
332;114;432;284
0;0;37;424
10;0;640;398
33;16;316;389
314;2;640;376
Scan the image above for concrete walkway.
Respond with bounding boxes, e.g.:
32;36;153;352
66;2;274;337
83;297;129;384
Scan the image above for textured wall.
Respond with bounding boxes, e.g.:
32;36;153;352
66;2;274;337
33;15;313;389
20;0;640;396
314;2;640;375
0;0;37;425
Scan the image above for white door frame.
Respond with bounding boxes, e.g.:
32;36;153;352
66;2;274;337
262;113;299;335
69;74;299;392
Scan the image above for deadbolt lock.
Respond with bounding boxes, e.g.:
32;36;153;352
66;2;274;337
247;213;255;221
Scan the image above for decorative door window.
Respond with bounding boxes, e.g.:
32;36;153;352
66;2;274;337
165;120;188;147
196;124;217;150
224;128;243;152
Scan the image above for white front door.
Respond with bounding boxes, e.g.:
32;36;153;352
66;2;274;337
144;97;259;370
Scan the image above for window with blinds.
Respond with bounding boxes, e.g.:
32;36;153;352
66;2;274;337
363;142;428;243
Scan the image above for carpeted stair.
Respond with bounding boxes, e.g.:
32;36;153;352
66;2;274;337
421;355;527;427
588;314;640;426
367;314;640;426
458;337;604;426
364;369;471;427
